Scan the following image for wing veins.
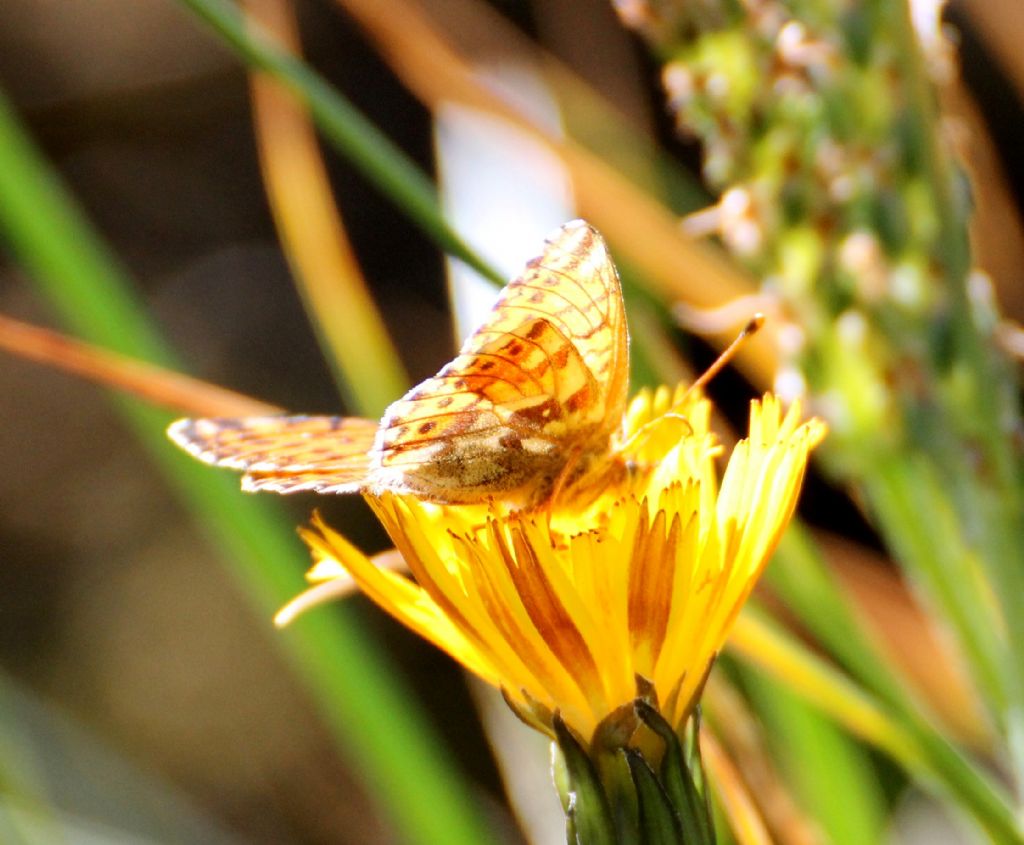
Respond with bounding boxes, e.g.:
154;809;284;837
429;370;530;398
495;302;605;342
508;279;598;329
380;406;504;441
522;263;608;325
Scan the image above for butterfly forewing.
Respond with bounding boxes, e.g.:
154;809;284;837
168;415;377;493
493;220;628;430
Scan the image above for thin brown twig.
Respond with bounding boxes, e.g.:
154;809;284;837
701;728;774;845
705;674;826;845
0;313;279;417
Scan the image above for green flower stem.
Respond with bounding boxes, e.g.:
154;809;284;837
553;718;618;845
553;707;717;845
177;0;504;288
0;87;493;845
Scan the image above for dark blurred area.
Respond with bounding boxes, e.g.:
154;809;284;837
1;0;1023;843
0;1;480;842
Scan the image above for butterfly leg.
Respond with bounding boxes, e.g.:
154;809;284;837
538;445;587;537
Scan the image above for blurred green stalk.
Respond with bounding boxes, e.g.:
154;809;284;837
733;604;1022;843
0;88;493;845
0;682;53;845
739;668;887;845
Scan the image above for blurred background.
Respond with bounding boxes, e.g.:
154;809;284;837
1;1;1024;843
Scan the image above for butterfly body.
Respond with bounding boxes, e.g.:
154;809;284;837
168;220;629;509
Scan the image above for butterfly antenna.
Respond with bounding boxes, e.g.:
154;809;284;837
684;313;765;399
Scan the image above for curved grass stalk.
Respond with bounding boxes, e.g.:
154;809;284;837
0;313;280;417
244;0;408;416
700;729;773;845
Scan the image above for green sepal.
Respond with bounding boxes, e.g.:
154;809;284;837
624;748;685;844
635;700;716;845
553;714;618;845
592;675;657;758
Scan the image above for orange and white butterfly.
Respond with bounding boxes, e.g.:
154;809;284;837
168;220;629;507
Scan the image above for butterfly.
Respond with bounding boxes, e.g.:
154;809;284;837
168;220;629;508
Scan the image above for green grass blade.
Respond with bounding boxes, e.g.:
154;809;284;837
177;0;502;288
0;683;57;845
769;528;902;703
0;669;241;844
864;456;1009;722
0;86;493;845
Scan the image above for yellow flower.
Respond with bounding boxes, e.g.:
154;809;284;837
297;387;825;744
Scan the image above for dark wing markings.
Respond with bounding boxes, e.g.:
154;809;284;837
505;279;598;329
168;416;377;471
473;320;580;393
494;302;605;342
380;422;515;465
444;352;546;395
380;404;504;440
385;406;501;439
470;320;579;388
415;368;533;401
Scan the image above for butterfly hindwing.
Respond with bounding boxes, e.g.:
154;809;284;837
368;220;628;502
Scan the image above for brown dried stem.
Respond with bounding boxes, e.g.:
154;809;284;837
0;313;279;417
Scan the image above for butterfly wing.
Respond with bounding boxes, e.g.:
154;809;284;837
168;415;378;494
369;219;629;502
167;221;629;504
